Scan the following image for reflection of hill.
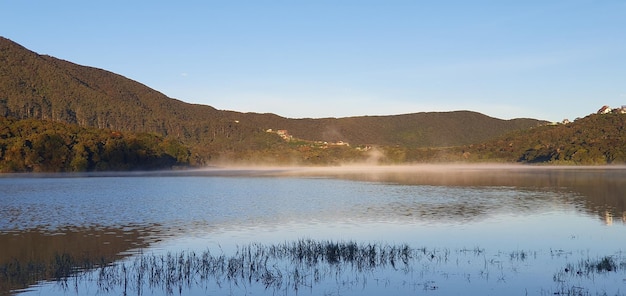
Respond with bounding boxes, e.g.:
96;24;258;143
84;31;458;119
0;226;155;294
266;166;626;225
360;186;570;225
79;166;624;226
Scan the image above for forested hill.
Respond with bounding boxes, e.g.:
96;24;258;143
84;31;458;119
462;113;626;165
1;36;546;154
236;111;544;147
0;36;227;137
0;116;191;172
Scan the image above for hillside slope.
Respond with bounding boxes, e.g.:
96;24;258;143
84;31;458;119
1;37;546;156
237;111;543;147
466;113;626;164
1;37;229;135
0;36;284;160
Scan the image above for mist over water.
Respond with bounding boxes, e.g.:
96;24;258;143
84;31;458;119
2;165;625;295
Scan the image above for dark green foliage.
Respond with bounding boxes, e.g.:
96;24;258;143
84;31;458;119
461;114;626;165
0;117;189;172
0;37;545;164
232;111;546;147
378;114;626;165
0;36;280;153
5;36;620;168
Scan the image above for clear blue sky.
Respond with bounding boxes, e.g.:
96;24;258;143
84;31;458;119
2;1;625;122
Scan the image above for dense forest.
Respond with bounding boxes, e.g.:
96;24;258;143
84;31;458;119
467;113;626;165
2;36;623;171
0;117;191;172
227;110;546;147
3;112;624;172
375;113;626;165
0;116;381;171
0;37;544;149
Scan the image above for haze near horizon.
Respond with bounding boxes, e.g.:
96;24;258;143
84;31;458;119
2;1;625;122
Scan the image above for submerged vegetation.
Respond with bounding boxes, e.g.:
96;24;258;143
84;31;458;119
0;252;112;293
3;240;625;296
553;255;626;296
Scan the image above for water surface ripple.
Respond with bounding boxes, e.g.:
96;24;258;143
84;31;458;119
1;165;625;295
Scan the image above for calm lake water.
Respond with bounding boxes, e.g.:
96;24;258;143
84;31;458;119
1;165;626;295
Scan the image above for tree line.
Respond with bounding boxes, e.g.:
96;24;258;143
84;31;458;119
0;117;191;172
466;113;626;165
377;113;626;165
2;113;625;172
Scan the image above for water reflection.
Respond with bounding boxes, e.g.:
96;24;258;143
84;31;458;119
11;240;626;296
0;225;156;294
3;165;624;227
2;165;626;295
267;165;626;224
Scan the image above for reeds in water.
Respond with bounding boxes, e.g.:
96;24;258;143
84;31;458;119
0;252;109;292
551;254;626;296
52;239;427;295
3;240;626;296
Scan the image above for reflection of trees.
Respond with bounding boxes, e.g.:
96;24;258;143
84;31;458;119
0;226;154;294
354;186;566;224
278;166;626;224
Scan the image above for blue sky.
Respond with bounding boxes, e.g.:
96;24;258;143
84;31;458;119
2;1;625;121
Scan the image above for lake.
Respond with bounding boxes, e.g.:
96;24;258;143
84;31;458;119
1;165;626;295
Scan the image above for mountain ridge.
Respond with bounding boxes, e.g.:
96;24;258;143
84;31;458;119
1;36;548;164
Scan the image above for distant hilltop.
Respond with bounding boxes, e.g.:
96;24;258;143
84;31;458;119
0;36;545;151
8;36;626;169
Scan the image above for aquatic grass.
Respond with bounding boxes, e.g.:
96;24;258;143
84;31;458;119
551;254;626;296
32;240;428;295
0;252;113;293
272;239;415;271
594;256;617;272
558;255;622;279
509;250;532;262
4;240;626;296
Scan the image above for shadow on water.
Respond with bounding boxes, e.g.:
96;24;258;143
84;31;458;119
0;225;156;295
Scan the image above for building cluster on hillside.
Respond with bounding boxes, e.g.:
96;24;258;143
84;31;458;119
265;128;351;148
597;105;626;115
554;105;626;125
266;129;293;141
323;140;350;147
